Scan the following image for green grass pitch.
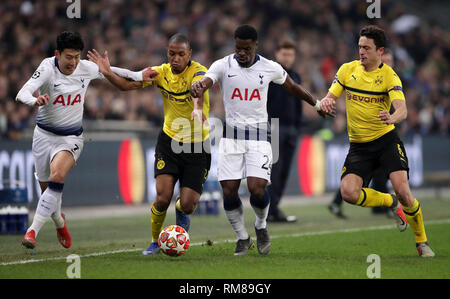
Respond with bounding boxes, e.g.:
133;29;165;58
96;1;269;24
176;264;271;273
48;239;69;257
1;196;449;279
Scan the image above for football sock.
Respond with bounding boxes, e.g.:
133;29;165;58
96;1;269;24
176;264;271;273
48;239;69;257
333;190;344;205
27;214;48;237
175;198;183;212
51;197;65;229
224;197;248;240
29;186;60;236
403;198;427;243
48;182;65;229
151;204;167;242
250;190;270;229
355;188;393;207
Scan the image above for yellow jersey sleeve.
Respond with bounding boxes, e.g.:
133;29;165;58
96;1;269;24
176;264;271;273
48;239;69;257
387;70;405;101
329;63;348;98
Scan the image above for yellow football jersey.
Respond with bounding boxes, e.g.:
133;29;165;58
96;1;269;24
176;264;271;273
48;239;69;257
142;60;209;143
329;60;405;143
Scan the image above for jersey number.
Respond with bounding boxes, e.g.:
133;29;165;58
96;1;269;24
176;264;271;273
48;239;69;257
261;154;271;176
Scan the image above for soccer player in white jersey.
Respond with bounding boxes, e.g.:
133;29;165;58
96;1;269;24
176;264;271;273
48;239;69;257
16;31;156;249
191;25;333;256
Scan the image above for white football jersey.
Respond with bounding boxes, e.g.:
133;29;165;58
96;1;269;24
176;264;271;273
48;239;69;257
16;57;104;135
205;54;287;128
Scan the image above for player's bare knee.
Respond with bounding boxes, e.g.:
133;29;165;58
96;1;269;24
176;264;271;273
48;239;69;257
341;187;359;204
182;203;196;215
248;187;265;200
221;187;238;201
247;182;266;199
49;171;66;183
155;189;172;208
154;197;170;211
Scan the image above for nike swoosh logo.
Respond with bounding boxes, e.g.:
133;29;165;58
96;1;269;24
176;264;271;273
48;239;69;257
54;84;61;87
227;74;237;78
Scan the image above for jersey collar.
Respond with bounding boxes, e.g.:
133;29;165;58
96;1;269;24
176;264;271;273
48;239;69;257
233;54;260;67
54;57;63;74
173;60;192;76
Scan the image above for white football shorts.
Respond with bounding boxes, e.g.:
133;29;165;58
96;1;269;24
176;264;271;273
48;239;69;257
217;137;272;182
32;126;84;182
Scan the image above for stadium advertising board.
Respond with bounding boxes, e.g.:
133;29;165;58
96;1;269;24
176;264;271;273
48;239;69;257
0;135;438;207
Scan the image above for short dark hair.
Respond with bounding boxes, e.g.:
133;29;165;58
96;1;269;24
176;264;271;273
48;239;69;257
234;24;258;41
359;25;386;49
276;38;296;51
56;31;84;53
168;33;191;49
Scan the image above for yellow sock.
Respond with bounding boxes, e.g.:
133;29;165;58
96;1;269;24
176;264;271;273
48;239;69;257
151;204;167;242
176;198;183;212
175;197;197;214
355;188;393;207
403;198;427;243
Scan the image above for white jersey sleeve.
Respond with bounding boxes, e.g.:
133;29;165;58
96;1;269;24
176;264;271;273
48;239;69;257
204;57;227;84
81;59;105;80
111;66;143;81
16;58;53;106
270;60;287;85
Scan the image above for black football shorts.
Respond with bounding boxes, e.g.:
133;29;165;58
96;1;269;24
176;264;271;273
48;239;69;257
154;130;211;194
340;129;409;187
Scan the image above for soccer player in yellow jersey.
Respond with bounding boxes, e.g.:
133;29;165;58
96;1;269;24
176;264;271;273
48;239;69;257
87;34;211;255
319;25;434;257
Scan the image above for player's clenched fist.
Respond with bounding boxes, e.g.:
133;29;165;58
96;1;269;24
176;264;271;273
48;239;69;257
35;94;49;106
190;81;206;98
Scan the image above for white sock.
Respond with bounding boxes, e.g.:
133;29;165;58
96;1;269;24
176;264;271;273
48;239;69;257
51;197;64;229
252;204;269;230
28;214;48;237
29;188;59;236
225;205;249;240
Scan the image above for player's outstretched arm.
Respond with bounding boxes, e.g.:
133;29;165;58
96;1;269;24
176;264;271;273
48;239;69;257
87;49;156;91
282;75;335;118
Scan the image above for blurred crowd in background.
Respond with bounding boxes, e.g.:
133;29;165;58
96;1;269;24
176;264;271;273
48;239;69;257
0;0;449;140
